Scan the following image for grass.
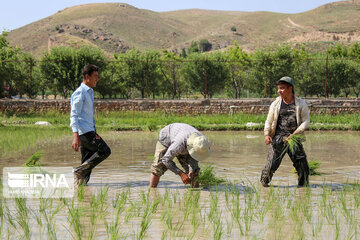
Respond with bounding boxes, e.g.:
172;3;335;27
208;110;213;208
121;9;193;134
2;111;360;134
0;125;71;157
1;110;360;156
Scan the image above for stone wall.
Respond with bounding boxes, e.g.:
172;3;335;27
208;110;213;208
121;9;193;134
1;98;360;115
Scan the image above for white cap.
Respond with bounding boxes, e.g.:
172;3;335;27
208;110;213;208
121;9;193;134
187;132;211;161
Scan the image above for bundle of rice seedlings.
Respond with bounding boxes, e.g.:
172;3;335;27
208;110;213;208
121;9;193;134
24;150;43;167
292;160;321;175
286;134;305;154
308;160;321;175
197;165;226;187
278;134;305;160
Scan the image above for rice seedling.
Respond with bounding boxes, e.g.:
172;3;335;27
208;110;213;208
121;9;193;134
15;197;31;239
106;189;129;240
0;201;3;239
31;207;43;238
24;150;43;167
67;199;84;240
227;189;244;236
337;191;353;224
38;197;59;240
197;165;226;187
137;200;152;240
301;187;313;223
77;184;85;202
278;134;305;162
212;211;224;240
243;191;256;235
334;216;340;240
292;159;321;175
208;192;219;223
311;215;324;239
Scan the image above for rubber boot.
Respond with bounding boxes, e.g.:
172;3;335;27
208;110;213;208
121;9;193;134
74;153;100;186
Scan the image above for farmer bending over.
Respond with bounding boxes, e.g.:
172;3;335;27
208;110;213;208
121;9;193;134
149;123;211;188
260;76;310;187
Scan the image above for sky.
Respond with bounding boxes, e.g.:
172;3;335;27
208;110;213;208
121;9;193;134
1;0;343;31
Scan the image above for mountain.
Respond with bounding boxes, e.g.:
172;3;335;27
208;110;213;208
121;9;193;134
6;1;360;57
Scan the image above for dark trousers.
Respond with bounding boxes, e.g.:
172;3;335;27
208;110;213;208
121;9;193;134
78;131;111;183
260;135;309;186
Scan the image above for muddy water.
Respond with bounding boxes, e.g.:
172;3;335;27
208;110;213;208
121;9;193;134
3;131;359;186
1;131;360;239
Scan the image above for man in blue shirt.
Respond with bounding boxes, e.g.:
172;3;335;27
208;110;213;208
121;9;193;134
70;64;111;186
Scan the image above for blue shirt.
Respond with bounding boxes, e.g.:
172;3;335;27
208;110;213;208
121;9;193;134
70;83;96;135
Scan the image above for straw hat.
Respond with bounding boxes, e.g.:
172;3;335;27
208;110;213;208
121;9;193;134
187;132;211;161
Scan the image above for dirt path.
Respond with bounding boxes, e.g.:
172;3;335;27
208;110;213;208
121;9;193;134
287;17;307;29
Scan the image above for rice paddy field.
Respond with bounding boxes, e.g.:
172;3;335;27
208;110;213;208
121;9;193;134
0;128;359;239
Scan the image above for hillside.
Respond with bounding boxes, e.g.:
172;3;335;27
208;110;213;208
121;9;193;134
6;1;360;56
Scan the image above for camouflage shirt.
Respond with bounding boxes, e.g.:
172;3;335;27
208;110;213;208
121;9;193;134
275;100;297;137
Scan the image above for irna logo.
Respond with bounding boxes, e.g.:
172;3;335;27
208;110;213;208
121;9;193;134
3;167;74;198
8;172;69;188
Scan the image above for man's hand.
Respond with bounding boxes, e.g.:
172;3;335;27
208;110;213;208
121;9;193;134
72;132;81;152
189;171;200;188
179;171;191;185
284;133;294;143
264;135;272;145
189;171;195;180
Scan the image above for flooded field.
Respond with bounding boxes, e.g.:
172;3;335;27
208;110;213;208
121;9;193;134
1;131;359;239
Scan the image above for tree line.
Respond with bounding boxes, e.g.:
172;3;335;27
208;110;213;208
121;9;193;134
1;31;360;99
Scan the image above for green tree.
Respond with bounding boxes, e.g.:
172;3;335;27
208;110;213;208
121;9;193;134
15;52;40;98
292;46;314;97
180;48;187;58
199;39;212;52
349;43;360;59
250;46;294;97
121;49;162;98
306;55;327;97
327;58;353;97
99;57;129;98
0;32;21;98
225;42;252;98
248;49;271;97
159;50;183;99
327;44;349;58
39;45;108;98
181;52;229;98
188;41;199;54
349;43;360;97
39;46;78;98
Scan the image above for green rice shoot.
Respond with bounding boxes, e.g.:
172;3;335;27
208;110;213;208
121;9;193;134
197;165;226;186
24;150;43;167
278;134;305;160
292;160;321;176
287;134;305;154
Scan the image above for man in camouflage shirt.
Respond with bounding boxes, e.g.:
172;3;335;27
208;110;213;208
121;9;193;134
261;76;310;187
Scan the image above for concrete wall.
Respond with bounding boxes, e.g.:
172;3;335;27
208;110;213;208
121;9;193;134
1;98;360;115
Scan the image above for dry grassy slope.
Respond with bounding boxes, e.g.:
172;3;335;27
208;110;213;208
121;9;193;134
6;1;360;57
